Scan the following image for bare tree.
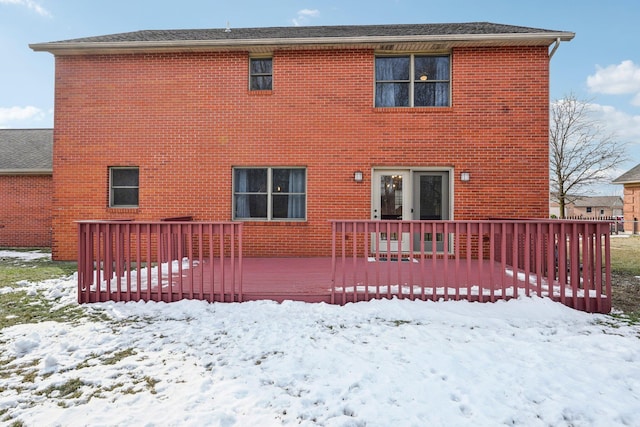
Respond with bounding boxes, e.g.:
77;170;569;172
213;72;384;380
549;93;627;218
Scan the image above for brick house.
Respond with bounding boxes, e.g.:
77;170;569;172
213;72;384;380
613;163;640;232
0;129;53;247
30;22;574;261
564;195;624;218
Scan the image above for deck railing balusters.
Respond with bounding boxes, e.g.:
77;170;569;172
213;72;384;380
76;219;610;313
77;221;242;304
328;220;611;313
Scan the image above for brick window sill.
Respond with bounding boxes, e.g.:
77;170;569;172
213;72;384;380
248;90;273;96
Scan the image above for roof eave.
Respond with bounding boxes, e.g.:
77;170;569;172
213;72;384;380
30;31;575;55
0;169;53;176
612;179;640;185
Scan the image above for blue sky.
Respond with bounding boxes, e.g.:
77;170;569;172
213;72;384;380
2;0;639;195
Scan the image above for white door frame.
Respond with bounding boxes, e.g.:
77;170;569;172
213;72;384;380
371;167;454;254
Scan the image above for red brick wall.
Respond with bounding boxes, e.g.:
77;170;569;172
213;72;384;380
0;175;52;247
622;184;640;232
52;45;550;260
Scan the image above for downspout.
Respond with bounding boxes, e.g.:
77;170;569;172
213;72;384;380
548;37;561;59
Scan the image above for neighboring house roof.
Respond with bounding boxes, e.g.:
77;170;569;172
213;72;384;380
612;163;640;185
0;129;53;175
572;196;623;208
30;22;575;55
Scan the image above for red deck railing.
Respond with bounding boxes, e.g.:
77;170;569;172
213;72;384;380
330;220;612;313
77;221;243;303
76;219;612;313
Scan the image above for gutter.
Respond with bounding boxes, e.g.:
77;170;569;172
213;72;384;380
548;37;561;59
0;169;53;176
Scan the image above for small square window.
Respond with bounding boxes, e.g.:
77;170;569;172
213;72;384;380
110;167;139;208
250;58;272;90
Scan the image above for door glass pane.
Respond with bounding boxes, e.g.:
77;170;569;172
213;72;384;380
419;175;442;220
380;175;403;220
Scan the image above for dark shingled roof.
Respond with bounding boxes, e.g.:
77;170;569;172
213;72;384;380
40;22;569;44
30;22;574;54
613;163;640;184
0;129;53;174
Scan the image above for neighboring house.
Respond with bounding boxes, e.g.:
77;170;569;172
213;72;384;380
565;195;624;218
549;200;560;218
613;163;640;232
30;22;574;261
0;129;53;247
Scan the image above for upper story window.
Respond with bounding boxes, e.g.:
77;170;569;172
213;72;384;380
250;57;273;90
234;167;306;221
375;55;450;107
110;167;139;208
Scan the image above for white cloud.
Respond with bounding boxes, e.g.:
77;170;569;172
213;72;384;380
0;106;45;125
585;102;640;142
576;102;640;194
292;9;320;27
587;60;640;105
0;0;50;17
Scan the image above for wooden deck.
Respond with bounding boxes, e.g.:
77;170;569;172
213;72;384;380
77;220;613;313
85;256;610;311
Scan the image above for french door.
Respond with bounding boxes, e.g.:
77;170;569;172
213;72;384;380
412;172;449;252
372;169;450;254
372;171;411;252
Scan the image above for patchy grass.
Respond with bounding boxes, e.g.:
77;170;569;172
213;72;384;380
101;348;137;365
609;236;640;321
0;248;76;285
0;289;87;329
610;235;640;276
0;248;84;329
37;378;85;400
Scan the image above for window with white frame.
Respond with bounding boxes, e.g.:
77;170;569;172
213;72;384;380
249;57;273;90
375;55;450;107
109;167;139;208
234;167;306;220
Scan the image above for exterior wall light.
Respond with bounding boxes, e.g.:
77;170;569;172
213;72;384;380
460;172;470;182
354;171;364;182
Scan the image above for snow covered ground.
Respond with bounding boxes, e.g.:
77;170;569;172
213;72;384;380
0;249;50;261
1;250;640;426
